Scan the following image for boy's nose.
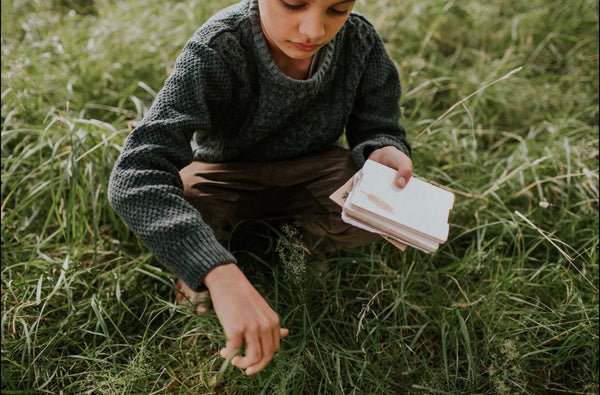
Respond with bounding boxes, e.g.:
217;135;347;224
298;16;326;42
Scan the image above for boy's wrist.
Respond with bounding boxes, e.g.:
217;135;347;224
203;263;240;290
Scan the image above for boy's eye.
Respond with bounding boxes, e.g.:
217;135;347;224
280;0;305;11
279;1;351;16
328;7;350;16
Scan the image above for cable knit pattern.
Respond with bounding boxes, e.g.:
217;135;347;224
108;0;411;291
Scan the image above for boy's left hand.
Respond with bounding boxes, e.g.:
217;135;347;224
368;146;413;188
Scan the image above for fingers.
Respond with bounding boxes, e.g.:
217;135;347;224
245;355;271;376
205;264;287;376
232;318;276;374
271;321;281;355
174;278;187;304
395;155;413;188
244;323;282;375
174;279;210;314
220;324;290;376
196;304;209;314
220;330;243;362
383;148;412;188
244;336;270;376
368;146;413;188
235;328;265;371
244;319;286;375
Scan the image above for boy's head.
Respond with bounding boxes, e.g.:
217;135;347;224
258;0;356;61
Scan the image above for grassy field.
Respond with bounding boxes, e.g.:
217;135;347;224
1;0;598;393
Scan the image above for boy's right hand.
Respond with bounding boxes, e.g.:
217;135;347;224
203;263;289;375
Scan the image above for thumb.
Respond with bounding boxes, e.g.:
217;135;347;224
280;328;289;338
396;167;413;188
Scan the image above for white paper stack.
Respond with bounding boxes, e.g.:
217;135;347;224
330;160;455;253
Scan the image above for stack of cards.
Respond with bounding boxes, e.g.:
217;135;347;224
330;160;455;253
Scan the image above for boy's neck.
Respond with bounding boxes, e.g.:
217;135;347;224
269;50;313;80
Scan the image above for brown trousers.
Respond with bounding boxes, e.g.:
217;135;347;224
179;146;379;253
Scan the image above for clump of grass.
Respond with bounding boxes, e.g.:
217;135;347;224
2;0;598;393
487;338;524;395
276;223;308;299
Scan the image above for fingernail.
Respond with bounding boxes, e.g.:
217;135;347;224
196;305;208;314
398;177;406;187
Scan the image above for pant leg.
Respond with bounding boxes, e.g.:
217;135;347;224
179;161;271;243
179;147;380;253
275;147;380;253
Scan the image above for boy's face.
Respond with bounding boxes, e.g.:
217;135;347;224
258;0;356;61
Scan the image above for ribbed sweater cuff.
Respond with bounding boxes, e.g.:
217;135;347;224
157;232;237;292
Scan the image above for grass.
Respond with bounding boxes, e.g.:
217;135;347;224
1;0;598;393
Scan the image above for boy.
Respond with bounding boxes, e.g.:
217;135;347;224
108;0;412;376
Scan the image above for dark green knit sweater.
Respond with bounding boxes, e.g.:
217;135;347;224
108;0;411;291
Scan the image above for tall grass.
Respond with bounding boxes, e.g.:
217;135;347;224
2;0;598;393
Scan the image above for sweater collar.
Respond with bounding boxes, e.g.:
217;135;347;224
248;0;338;90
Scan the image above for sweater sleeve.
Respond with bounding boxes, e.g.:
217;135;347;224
346;32;411;167
108;39;236;291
